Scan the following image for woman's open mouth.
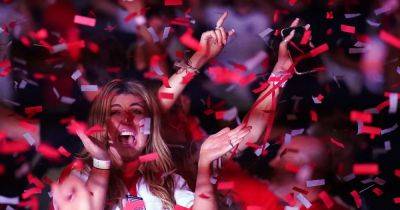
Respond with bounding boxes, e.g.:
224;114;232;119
118;130;136;146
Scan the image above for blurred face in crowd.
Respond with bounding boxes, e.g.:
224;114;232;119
108;93;150;162
269;136;327;181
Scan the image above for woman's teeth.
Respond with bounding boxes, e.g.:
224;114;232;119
120;131;135;136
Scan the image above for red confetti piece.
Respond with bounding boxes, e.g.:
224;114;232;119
57;146;71;157
181;72;196;84
350;190;362;208
22;187;42;199
87;41;99;53
0;164;5;175
19;120;37;133
179;29;201;52
217;181;235;190
66;120;87;135
372;187;383;196
162;76;171;88
24;106;43;118
318;191;334;209
18;197;39;210
27;174;45;189
124;12;138;22
300;30;312;45
330;137;345;149
395;169;400;177
164;0;183;6
74;15;96;27
0;139;30;154
158;92;174;100
379;30;400;49
309;43;329;57
350;111;372;123
288;0;297;6
252;81;269;94
310;110;318;122
58;159;84;183
174;205;191;210
106;67;121;73
394;197;400;204
326;11;334;19
37;144;61;160
353;163;379;175
284;162;299;173
341;24;356;34
139;152;159;163
85;124;104;136
246;206;263;210
360;125;381;139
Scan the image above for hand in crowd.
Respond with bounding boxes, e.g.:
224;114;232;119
52;175;92;210
272;18;311;75
198;124;251;167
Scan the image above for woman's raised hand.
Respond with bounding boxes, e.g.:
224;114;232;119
273;18;311;75
52;175;92;210
197;11;235;61
198;124;251;167
75;125;110;161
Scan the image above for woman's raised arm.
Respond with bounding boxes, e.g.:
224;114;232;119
158;12;235;112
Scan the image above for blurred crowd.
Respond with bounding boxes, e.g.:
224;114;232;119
0;0;399;209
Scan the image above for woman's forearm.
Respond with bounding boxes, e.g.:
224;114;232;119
192;160;217;210
85;168;110;210
158;52;208;112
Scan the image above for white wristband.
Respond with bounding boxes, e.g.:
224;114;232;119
93;158;111;170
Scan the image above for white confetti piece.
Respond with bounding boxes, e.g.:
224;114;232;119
374;177;386;185
18;80;27;89
12;57;27;65
140;118;151;135
296;193;312;209
396;66;400;74
343;173;356;182
6;205;15;210
60;96;76;104
134;15;146;26
147;27;160;43
222;107;238;121
384;141;391;151
51;43;68;54
374;6;392;16
71;69;82;81
0;195;19;205
284;206;299;210
354;41;366;47
345;13;361;18
381;123;398;135
23;132;36;145
2;99;21;106
366;19;381;27
258;28;274;39
361;178;374;184
291;128;304;136
349;48;367;54
243;51;268;71
162;27;171;40
80;85;99;92
306;179;325;187
210;176;217;184
388;93;398;113
284;133;292;145
312;96;322;104
53;87;60;98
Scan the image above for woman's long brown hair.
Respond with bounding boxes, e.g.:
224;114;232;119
87;79;176;209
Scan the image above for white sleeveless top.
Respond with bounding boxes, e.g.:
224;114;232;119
70;170;195;210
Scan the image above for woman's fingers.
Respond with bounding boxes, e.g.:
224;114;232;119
290;17;300;27
215;28;223;46
219;27;227;45
214;127;231;137
304;24;310;31
216;11;228;28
